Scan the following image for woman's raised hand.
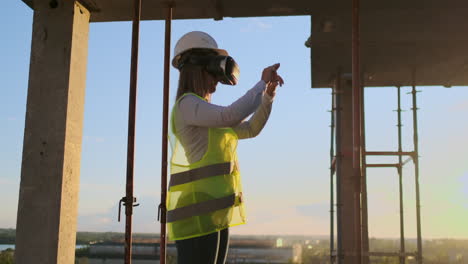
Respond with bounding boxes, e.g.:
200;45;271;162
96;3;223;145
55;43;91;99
262;63;284;97
266;80;279;97
261;63;285;87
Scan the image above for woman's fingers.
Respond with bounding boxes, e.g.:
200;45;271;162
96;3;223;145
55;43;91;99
262;65;276;83
266;81;278;96
270;64;282;85
262;63;281;84
274;74;285;86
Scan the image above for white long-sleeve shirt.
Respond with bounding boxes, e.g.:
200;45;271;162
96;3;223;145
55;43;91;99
173;80;274;163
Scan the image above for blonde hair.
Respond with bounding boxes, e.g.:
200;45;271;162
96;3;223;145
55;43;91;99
175;49;218;100
176;64;211;100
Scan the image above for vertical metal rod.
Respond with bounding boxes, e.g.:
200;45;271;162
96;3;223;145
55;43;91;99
310;15;313;89
360;83;369;264
124;0;142;263
397;86;406;264
335;72;343;264
411;76;423;264
330;76;337;264
352;0;363;261
159;5;173;264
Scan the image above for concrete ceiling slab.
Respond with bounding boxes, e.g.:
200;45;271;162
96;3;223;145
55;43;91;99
20;0;468;87
21;0;319;21
311;3;468;87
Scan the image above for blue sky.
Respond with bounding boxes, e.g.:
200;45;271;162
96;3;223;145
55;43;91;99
2;1;468;239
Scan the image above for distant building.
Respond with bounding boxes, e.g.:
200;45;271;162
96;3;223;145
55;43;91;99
228;244;302;263
84;239;302;264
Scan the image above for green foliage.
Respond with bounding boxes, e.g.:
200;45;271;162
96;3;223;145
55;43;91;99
1;229;468;264
166;254;177;264
0;249;14;264
75;246;90;258
0;228;164;246
423;239;468;264
75;231;160;244
74;257;88;264
301;244;329;264
75;232;123;244
298;238;468;264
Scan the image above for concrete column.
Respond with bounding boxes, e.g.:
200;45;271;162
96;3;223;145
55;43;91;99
335;76;360;264
15;1;90;264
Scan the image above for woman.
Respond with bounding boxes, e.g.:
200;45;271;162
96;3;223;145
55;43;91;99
167;31;284;264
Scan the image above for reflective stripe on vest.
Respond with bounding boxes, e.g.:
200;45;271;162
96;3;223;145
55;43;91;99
167;194;236;223
169;162;232;187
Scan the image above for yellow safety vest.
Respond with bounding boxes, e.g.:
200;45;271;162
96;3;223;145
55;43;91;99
167;93;246;241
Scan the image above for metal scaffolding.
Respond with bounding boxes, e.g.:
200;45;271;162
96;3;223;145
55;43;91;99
15;0;467;263
329;82;423;263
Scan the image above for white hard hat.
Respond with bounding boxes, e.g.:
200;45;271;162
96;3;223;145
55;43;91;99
172;31;228;68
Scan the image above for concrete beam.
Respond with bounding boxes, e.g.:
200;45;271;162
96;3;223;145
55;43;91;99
335;76;361;264
15;1;90;264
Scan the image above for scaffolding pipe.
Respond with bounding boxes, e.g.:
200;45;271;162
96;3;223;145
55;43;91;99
411;80;423;264
397;86;406;264
159;5;173;264
360;79;369;264
352;0;363;261
365;164;400;168
123;0;142;263
365;151;414;156
335;72;343;264
330;75;337;264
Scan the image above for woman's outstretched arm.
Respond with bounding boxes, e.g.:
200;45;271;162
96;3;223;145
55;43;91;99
233;81;279;139
177;80;266;127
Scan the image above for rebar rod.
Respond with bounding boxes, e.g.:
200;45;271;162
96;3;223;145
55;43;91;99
361;80;369;264
365;151;414;156
159;5;173;264
352;0;363;261
397;86;406;264
330;75;337;264
365;164;400;168
335;72;343;264
124;0;142;263
411;79;423;264
310;15;313;89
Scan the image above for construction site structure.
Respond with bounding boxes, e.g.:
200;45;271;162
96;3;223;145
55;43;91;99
329;74;423;264
14;0;468;263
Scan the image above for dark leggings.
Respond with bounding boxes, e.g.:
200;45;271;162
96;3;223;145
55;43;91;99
176;228;229;264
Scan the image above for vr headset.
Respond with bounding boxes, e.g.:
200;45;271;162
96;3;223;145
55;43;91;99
179;55;240;86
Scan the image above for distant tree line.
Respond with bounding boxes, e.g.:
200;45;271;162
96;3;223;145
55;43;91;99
298;238;468;264
0;230;14;245
0;229;161;245
2;229;468;264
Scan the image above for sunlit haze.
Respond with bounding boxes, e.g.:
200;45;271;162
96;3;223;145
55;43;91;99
2;1;468;239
